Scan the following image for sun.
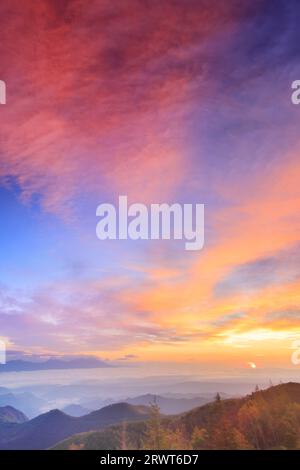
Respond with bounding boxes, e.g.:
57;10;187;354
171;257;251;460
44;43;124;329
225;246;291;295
247;361;257;369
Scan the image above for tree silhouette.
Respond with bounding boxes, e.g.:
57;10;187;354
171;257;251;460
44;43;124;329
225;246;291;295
142;402;167;450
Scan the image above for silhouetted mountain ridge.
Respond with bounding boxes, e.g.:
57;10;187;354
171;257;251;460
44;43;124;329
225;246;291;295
0;402;151;449
123;393;214;414
62;404;92;417
54;382;300;450
0;406;28;424
0;392;47;418
0;357;109;372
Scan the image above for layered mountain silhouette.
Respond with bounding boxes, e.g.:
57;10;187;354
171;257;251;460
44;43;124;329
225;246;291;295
1;383;300;450
63;393;217;417
0;403;150;449
54;382;300;450
123;393;214;414
0;392;47;418
0;406;28;424
62;404;92;417
81;392;228;413
0;357;109;372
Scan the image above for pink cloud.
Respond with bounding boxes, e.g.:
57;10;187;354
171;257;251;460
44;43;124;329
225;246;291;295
0;0;249;215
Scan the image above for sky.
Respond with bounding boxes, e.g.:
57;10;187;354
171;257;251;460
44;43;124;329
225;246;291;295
0;0;300;376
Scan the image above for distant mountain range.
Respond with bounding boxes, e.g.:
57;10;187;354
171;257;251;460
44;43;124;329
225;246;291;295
0;392;47;418
4;385;218;418
0;403;150;450
1;383;299;450
54;382;300;450
122;393;214;414
0;357;109;372
0;406;28;424
62;404;92;417
81;392;230;415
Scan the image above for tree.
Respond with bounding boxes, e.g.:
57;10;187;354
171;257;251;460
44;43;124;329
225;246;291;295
142;402;168;450
209;418;253;449
215;392;221;402
272;403;300;449
191;427;209;449
168;426;190;450
238;401;263;449
120;421;128;450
